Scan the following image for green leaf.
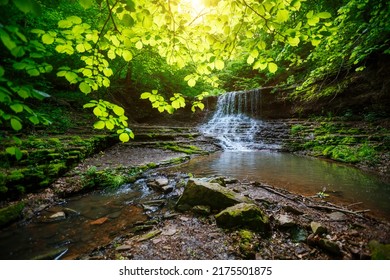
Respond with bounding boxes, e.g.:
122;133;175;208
140;92;151;99
13;0;33;13
11;118;22;131
317;12;331;19
94;120;105;129
197;102;205;110
65;71;79;84
11;46;25;57
288;37;300;47
79;82;91;94
6;146;23;160
215;60;225;70
188;79;196;87
113;106;125;116
32;89;50;99
103;68;113;77
27;68;40;76
119;132;130;143
0;29;17;51
29;115;39;124
308;16;319;26
10;103;23;113
122;50;133;61
58;19;72;29
135;41;143;49
276;10;289;23
0;66;4;77
268;62;278;73
78;0;93;9
42;33;55;44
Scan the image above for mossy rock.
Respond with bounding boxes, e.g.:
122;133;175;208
215;203;270;233
176;179;252;211
369;240;390;260
0;202;25;227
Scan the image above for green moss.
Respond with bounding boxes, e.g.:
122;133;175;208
369;240;390;260
159;142;205;155
0;202;25;227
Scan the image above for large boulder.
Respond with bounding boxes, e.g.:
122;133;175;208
176;179;252;211
215;203;270;233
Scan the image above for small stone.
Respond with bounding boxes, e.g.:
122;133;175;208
90;217;108;225
116;245;132;251
327;211;347;221
276;214;296;228
162;185;174;194
155;177;169;187
310;221;328;235
192;205;211;215
318;239;342;256
162;226;177;236
49;211;66;219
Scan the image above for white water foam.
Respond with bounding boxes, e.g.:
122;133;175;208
200;90;280;151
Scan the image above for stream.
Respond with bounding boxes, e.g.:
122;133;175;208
166;150;390;220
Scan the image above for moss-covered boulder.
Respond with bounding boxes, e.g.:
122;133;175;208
215;203;270;232
0;202;25;227
176;179;252;211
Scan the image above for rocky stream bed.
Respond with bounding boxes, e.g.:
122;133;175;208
1;125;390;260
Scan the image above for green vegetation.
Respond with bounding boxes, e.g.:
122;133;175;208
0;202;25;227
1;0;388;153
289;121;386;164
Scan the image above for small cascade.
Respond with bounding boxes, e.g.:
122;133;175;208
200;90;280;151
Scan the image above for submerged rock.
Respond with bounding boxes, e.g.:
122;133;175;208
176;179;252;211
215;203;270;232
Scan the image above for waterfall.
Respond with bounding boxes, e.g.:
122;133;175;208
200;89;280;151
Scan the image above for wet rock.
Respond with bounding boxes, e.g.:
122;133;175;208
327;211;347;221
148;177;169;192
310;221;328;235
318;239;342;256
49;211;66;220
176;179;252;211
369;240;390;260
192;205;211;215
63;207;80;216
155;177;169;187
215;203;270;232
276;214;296;228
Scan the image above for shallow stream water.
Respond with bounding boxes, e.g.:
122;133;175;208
167;151;390;220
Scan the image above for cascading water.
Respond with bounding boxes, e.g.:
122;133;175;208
200;89;280;151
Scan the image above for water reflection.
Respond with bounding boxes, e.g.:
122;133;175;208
168;151;390;219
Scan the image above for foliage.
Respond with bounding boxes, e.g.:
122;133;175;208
1;0;389;158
